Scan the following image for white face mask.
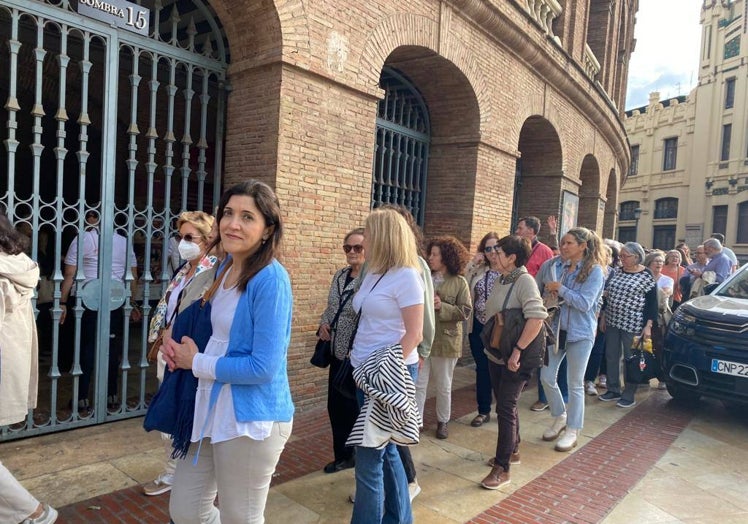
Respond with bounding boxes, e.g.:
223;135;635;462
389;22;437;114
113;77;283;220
178;239;202;261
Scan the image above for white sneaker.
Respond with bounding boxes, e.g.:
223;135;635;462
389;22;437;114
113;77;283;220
22;504;58;524
542;413;567;441
143;472;174;496
555;428;578;452
585;381;598;396
408;480;421;502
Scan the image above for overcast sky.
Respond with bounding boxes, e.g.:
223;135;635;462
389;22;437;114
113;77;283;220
625;0;702;110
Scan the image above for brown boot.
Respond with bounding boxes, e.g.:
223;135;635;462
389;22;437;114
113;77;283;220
436;422;448;439
481;465;510;490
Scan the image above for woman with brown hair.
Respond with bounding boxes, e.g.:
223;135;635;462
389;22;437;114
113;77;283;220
415;235;472;439
480;235;547;490
465;232;501;427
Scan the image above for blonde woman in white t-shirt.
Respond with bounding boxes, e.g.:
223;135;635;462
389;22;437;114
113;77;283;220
350;208;424;524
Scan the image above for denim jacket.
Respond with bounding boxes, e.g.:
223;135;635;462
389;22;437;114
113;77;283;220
558;263;605;343
537;258;605;344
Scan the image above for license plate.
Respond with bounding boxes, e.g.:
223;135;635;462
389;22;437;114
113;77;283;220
711;359;748;378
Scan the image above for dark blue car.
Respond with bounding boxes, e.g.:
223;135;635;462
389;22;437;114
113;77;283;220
664;263;748;406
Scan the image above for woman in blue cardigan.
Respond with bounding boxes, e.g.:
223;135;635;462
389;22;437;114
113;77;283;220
163;180;294;524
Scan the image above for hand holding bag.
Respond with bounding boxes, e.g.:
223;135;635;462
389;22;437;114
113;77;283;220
311;289;355;369
143;263;227;458
625;335;659;384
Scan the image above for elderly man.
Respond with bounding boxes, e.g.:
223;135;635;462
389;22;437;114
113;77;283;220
692;238;733;284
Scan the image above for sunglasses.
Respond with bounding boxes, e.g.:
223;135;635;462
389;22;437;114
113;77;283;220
176;233;202;243
343;244;364;254
484;245;500;253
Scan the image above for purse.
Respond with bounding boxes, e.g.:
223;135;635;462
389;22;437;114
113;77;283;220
147;290;181;363
143;262;228;458
625;336;659;384
480;280;517;352
310;339;332;368
311;288;355;369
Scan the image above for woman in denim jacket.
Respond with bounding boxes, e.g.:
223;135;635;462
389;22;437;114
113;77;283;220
538;228;606;452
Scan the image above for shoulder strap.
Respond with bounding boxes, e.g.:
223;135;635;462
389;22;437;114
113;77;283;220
501;279;519;312
346;270;388;355
201;259;233;307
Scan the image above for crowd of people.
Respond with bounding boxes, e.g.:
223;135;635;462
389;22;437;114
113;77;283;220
1;191;742;522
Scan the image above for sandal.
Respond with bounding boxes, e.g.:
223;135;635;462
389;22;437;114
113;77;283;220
470;413;490;427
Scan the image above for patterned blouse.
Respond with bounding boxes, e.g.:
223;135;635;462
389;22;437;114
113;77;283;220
320;267;361;360
604;268;657;334
147;255;218;342
473;269;501;325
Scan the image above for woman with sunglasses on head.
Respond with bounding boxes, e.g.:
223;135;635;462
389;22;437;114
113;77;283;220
142;211;218;497
465;232;501;427
163;180;293;524
317;228;365;474
538;228;606;452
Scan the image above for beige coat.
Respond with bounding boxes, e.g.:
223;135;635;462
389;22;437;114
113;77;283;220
0;252;40;426
431;274;472;358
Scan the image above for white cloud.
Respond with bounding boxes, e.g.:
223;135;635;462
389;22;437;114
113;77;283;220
625;0;702;109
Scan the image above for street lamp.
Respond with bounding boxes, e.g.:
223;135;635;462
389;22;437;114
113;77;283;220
634;207;642;241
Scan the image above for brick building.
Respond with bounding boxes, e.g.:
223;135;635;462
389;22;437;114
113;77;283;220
0;0;636;439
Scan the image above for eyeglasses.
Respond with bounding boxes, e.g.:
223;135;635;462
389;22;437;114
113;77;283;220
484;245;500;254
343;244;364;254
176;233;201;243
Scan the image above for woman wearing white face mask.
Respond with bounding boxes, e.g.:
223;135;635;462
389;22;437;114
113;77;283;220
142;210;218;497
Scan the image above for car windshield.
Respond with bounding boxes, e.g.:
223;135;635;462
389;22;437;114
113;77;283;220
715;266;748;299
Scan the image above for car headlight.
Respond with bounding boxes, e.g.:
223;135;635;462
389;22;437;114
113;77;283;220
670;310;696;336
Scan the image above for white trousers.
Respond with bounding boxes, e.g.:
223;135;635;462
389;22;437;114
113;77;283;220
415;356;459;424
0;460;38;524
169;421;292;524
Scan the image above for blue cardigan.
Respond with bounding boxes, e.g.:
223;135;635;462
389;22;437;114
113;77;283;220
211;258;294;422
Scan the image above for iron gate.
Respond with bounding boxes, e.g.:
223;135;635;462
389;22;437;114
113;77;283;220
372;68;430;225
0;0;228;440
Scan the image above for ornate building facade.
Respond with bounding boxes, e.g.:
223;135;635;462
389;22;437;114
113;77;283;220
621;0;748;264
1;0;636;439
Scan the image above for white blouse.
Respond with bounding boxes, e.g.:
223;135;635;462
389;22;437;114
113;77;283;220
191;272;273;443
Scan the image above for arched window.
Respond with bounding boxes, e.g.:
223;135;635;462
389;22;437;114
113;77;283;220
371;68;431;225
654;198;678;219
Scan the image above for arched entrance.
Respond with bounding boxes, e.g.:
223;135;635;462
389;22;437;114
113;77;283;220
0;0;228;440
372;67;430;225
515;117;563;234
578;154;602;232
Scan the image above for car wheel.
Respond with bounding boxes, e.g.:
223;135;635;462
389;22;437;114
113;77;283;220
666;382;701;403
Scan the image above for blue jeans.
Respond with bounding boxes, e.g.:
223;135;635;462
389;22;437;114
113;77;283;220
351;363;416;523
541;339;594;429
468;318;493;414
537;356;568;404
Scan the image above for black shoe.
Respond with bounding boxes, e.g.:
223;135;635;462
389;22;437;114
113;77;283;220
323;458;355;474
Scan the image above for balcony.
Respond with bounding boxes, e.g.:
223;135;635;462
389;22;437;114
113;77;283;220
522;0;562;39
583;43;601;81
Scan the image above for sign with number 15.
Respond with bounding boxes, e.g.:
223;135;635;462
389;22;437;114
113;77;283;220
77;0;150;37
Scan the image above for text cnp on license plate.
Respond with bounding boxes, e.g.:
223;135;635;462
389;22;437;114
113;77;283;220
711;359;748;378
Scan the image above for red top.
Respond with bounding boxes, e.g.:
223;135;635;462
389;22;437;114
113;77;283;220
526;240;554;277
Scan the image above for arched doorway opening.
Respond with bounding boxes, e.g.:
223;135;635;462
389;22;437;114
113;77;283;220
578;154;602;232
515;117;563;237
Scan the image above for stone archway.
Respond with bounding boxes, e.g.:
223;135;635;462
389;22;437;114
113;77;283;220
603;169;619;239
515;116;563;239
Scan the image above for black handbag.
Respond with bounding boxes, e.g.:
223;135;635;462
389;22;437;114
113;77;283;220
310;339;332;368
311;288;355;369
625;337;659;384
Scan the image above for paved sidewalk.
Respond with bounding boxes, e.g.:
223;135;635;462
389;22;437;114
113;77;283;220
3;366;748;523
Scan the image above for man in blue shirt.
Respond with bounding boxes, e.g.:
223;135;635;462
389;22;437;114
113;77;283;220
693;238;733;284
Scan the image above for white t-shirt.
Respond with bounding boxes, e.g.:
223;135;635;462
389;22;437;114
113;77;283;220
351;267;424;367
656;274;674;293
64;229;136;284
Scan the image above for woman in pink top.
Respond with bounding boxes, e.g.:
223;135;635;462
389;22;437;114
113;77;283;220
661;250;685;309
